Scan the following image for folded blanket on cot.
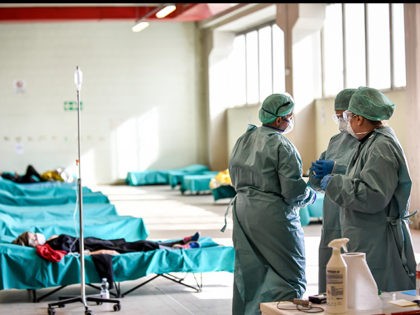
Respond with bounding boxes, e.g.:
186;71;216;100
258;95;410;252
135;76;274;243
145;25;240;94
0;208;148;242
0;177;94;197
0;189;109;205
0;237;234;291
126;164;210;186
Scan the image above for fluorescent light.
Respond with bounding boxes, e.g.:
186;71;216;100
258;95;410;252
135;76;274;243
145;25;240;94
132;21;149;32
155;5;176;18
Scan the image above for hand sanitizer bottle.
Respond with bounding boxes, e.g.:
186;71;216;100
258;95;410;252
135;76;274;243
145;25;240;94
326;238;349;314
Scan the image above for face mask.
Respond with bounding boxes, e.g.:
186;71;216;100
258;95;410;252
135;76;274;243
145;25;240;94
346;121;370;139
338;118;347;132
280;117;294;134
346;121;358;138
36;233;46;245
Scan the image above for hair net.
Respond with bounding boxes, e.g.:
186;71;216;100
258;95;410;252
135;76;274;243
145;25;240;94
334;88;357;110
348;87;395;121
259;93;295;124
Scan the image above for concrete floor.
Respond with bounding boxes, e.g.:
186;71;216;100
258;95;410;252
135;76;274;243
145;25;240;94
1;183;419;315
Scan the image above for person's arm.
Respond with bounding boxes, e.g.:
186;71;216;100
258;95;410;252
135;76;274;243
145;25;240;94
47;235;59;241
325;138;398;214
308;151;327;190
87;249;120;255
278;138;316;207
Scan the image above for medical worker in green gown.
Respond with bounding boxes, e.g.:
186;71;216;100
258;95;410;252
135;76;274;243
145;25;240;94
308;88;358;294
320;86;416;292
229;93;317;315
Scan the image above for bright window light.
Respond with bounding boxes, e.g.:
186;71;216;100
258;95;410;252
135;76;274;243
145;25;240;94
156;5;176;18
132;21;150;33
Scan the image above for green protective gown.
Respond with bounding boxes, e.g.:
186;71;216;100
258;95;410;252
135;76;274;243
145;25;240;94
324;126;416;292
308;131;358;293
229;125;316;315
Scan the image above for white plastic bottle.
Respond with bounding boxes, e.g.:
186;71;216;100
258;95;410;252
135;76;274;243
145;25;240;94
326;238;349;314
416;262;420;296
100;277;110;299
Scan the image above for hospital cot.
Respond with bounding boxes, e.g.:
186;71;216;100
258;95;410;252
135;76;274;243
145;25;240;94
211;185;236;201
126;164;210;186
179;172;219;194
0;179;235;303
0;236;235;302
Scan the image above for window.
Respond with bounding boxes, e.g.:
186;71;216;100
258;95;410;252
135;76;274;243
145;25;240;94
322;3;405;95
258;26;273;103
367;3;391;89
391;3;406;88
323;3;343;96
229;35;246;106
245;30;259;104
230;23;285;106
344;3;366;89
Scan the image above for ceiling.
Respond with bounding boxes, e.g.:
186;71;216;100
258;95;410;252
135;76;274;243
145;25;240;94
0;3;239;23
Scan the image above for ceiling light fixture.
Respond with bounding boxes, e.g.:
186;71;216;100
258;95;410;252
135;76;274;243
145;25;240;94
132;4;176;33
132;21;150;33
155;4;176;19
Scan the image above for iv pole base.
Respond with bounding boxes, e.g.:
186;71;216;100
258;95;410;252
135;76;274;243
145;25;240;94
47;295;121;315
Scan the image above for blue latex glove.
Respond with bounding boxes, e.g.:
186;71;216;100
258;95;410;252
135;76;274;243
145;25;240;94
310;159;335;179
320;175;333;191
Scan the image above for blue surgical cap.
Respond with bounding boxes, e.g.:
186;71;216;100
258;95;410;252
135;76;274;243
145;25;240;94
348;87;395;121
259;93;295;124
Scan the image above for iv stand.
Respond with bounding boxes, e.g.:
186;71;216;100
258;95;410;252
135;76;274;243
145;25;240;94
47;67;121;315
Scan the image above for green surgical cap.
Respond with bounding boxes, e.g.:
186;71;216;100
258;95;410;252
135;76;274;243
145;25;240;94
259;93;295;124
334;88;357;110
348;87;395;121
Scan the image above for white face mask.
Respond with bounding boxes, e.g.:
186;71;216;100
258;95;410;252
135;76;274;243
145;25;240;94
280;117;294;135
338;118;347;133
36;233;46;245
346;121;370;139
346;121;358;138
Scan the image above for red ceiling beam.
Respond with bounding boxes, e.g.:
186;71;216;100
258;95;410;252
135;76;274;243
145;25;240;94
0;4;205;22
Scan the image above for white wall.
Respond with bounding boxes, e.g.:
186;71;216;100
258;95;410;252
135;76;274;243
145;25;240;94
0;21;204;184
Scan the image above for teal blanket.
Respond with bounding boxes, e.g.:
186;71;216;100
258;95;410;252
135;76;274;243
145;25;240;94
0;237;234;291
126;164;210;186
0;204;148;242
0;190;109;205
0;177;94;197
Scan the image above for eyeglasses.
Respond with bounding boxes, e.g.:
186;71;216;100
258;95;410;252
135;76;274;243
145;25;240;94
332;114;344;124
343;111;356;122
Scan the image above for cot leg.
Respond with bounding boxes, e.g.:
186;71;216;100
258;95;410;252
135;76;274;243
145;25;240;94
29;285;69;303
121;274;160;297
161;273;202;292
121;273;203;297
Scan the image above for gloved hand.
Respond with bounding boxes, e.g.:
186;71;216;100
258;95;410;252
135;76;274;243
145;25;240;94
320;175;333;191
309;190;317;204
310;159;335;179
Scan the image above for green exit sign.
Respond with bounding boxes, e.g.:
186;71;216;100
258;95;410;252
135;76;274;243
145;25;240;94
64;101;84;111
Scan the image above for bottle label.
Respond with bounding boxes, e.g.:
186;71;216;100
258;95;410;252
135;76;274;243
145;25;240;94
327;270;345;307
327;270;343;284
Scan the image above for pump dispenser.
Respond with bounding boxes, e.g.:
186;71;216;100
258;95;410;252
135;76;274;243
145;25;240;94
326;238;349;314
